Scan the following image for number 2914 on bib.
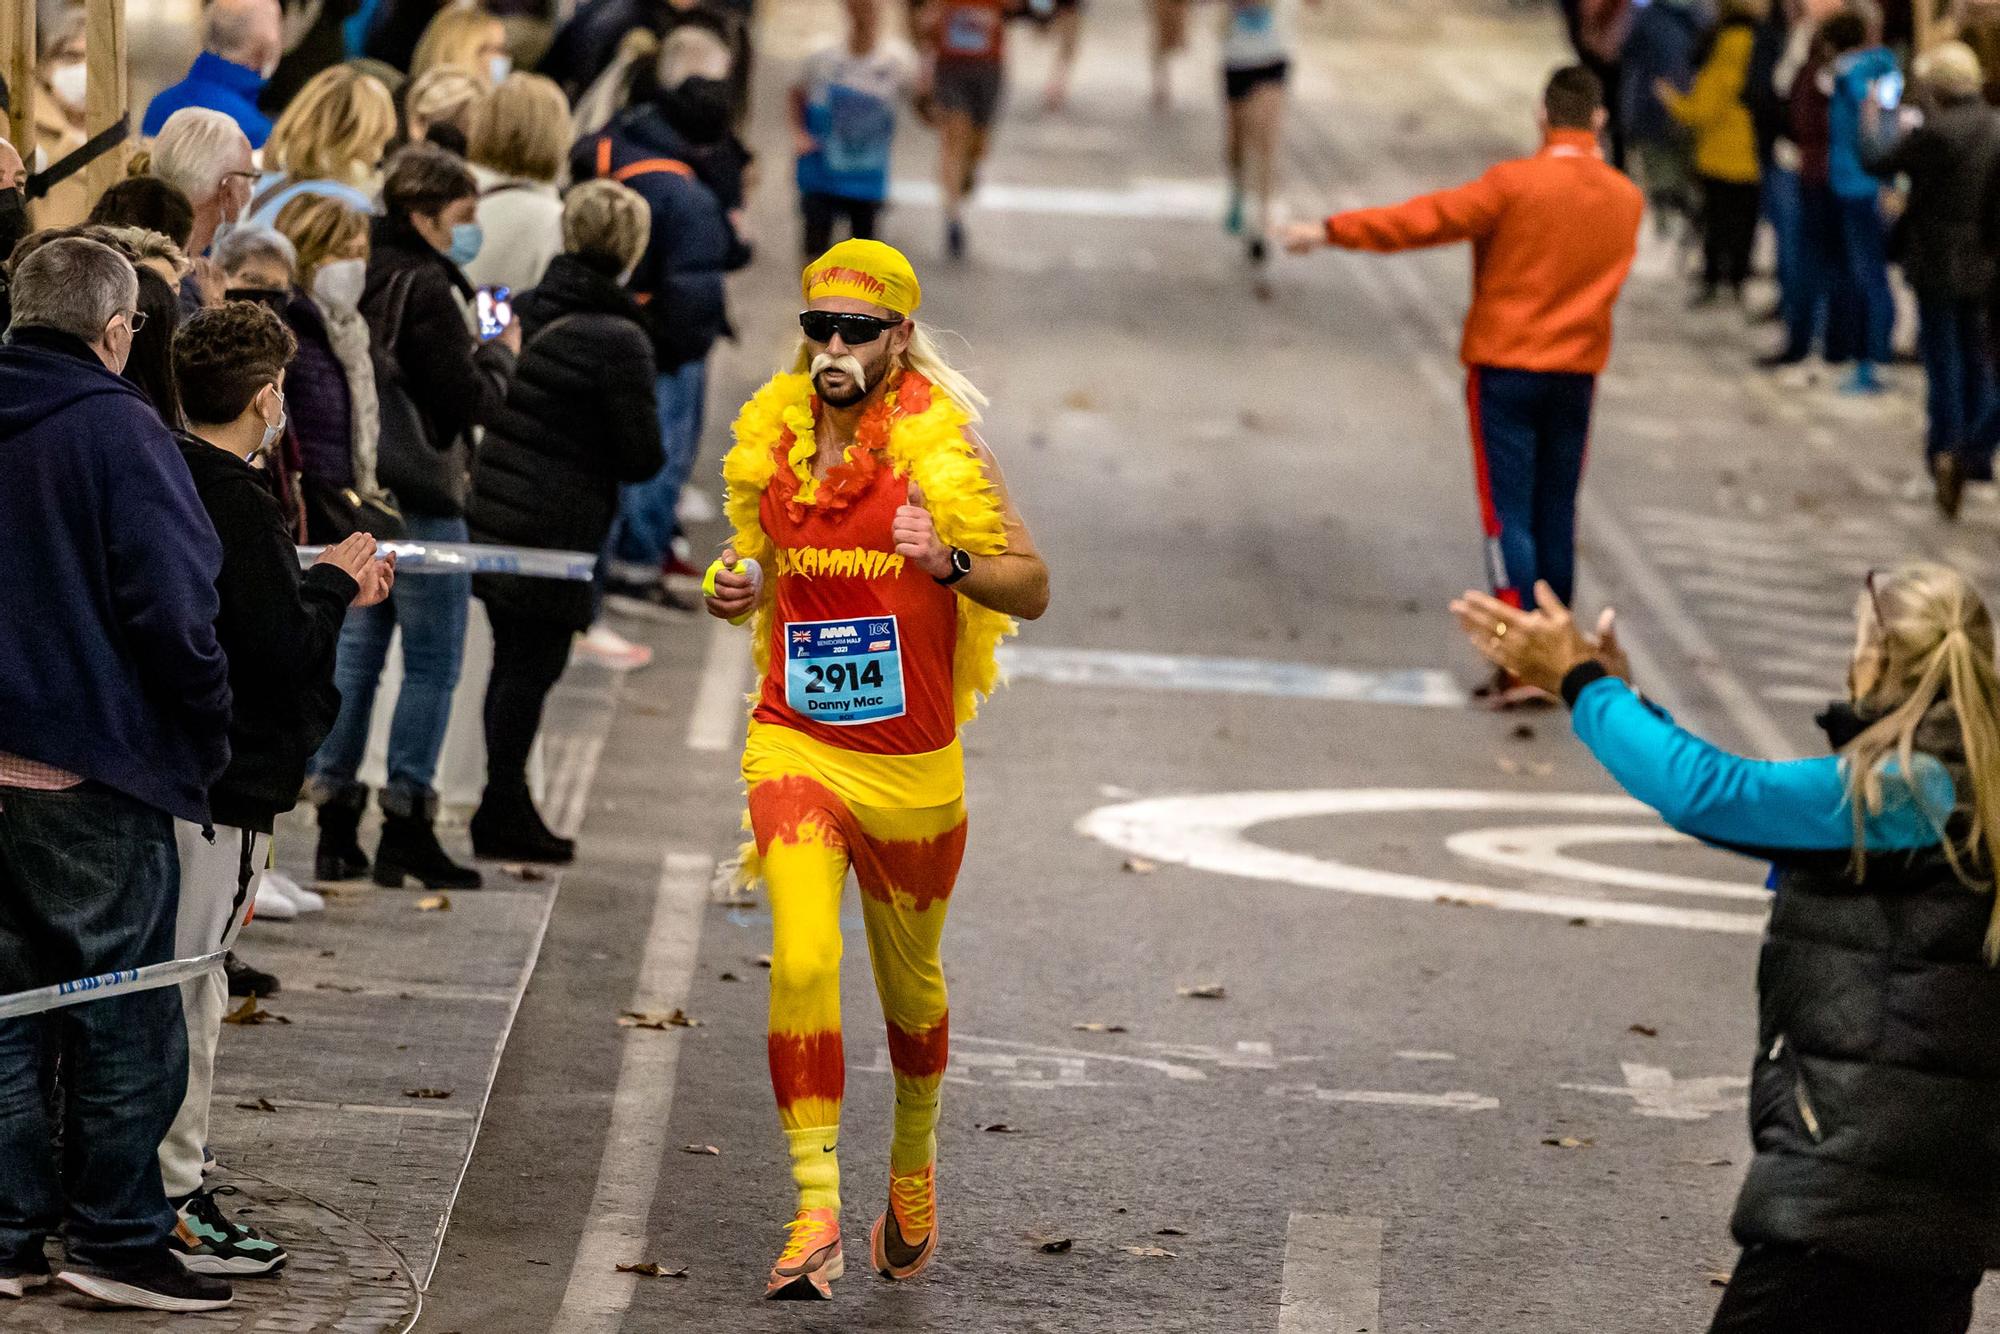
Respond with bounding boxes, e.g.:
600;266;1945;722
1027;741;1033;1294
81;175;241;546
784;616;907;725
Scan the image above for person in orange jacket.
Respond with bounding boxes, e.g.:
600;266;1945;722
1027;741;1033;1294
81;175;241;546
1282;65;1643;707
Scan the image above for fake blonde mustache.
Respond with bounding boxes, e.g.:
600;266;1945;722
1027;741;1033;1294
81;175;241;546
810;351;868;393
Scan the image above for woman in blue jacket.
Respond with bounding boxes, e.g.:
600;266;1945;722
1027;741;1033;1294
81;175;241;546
1454;565;2000;1334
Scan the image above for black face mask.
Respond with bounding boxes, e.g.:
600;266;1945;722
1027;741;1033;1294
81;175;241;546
662;76;731;142
0;189;26;261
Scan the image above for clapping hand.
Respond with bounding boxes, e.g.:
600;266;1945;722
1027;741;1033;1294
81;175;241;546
314;532;397;608
1449;581;1630;695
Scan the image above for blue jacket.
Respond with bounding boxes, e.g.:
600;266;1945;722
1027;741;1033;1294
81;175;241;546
574;107;736;372
142;51;273;149
1568;668;1950;855
0;329;232;822
1829;45;1898;200
1619;0;1710;146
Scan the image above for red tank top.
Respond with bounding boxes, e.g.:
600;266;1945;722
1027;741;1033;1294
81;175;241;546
752;442;960;757
937;0;1006;63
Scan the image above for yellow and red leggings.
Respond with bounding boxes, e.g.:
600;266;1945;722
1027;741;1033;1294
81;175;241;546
745;729;967;1215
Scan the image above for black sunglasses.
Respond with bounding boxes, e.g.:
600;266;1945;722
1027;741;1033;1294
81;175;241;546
799;310;904;345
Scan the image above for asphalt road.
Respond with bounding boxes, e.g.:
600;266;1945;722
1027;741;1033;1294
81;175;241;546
423;0;2000;1330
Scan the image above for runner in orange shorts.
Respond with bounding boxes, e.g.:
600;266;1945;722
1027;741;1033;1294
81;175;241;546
703;238;1050;1300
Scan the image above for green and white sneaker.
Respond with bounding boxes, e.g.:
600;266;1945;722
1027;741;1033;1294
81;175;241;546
170;1189;287;1277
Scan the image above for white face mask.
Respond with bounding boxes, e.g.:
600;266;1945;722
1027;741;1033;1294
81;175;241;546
489;54;513;86
313;257;366;313
259;387;287;455
48;60;87;111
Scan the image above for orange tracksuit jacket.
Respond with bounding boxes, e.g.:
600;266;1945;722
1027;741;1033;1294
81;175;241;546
1323;129;1645;375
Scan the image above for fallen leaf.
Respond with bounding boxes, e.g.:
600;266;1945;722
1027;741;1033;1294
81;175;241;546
719;972;741;982
1435;895;1476;908
1033;1236;1074;1254
1629;1023;1659;1037
979;1123;1019;1134
416;894;452;912
1120;857;1158;875
222;996;277;1025
1568;917;1592;927
1062;389;1097;411
1155;1227;1187;1236
1541;1136;1594;1149
1510;723;1538;741
234;1097;279;1112
618;1009;701;1030
754;954;773;969
350;1177;379;1186
315;982;364;994
680;1144;720;1156
318;949;337;958
514;866;548;883
525;1258;551;1266
1071;1022;1129;1033
1177;984;1227;1000
1121;1246;1176;1259
1708;1272;1732;1288
616;1261;666;1277
403;1088;454;1100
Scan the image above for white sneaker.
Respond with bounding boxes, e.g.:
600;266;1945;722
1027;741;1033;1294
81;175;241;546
573;624;654;671
676;488;718;524
252;878;298;922
261;869;324;914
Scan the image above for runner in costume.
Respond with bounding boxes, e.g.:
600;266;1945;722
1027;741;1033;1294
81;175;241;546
703;239;1050;1301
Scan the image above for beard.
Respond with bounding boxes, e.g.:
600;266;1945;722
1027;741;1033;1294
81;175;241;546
811;350;875;407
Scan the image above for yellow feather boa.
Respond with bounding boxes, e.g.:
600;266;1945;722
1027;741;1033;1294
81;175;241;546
721;370;1017;732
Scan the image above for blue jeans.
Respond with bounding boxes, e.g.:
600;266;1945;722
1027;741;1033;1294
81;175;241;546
1765;165;1804;335
611;357;709;571
309;513;471;807
1468;366;1596;610
1834;193;1893;368
0;783;185;1269
1917;297;1996;468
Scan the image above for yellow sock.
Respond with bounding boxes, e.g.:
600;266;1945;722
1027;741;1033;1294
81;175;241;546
786;1124;841;1213
889;1078;941;1176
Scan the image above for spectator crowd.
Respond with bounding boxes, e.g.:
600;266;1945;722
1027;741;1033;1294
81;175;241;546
0;0;755;1310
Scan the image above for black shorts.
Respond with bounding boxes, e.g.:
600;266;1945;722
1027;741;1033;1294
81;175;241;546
1224;60;1289;101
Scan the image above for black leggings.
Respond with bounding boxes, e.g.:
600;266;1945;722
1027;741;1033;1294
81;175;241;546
1701;177;1761;292
480;604;574;795
1708;1243;1980;1334
802;192;882;258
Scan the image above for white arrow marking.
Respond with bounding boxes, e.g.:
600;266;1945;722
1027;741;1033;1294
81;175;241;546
1560;1061;1749;1121
1268;1084;1499;1112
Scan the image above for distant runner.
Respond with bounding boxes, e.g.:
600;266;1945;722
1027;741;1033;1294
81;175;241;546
791;0;919;257
1222;0;1315;268
705;240;1050;1299
918;0;1017;258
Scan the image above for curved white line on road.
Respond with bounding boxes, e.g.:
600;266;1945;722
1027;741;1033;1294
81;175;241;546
1076;789;1768;934
1442;823;1767;901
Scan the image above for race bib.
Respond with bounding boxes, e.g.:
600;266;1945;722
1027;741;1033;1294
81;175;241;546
944;6;999;55
785;616;906;725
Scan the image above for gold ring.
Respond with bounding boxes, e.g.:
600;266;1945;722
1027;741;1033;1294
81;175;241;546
1492;622;1509;639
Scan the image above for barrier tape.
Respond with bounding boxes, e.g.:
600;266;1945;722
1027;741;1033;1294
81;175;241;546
0;950;228;1021
296;541;597;581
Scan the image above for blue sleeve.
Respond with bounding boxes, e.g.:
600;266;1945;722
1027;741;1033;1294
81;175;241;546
1570;675;1951;852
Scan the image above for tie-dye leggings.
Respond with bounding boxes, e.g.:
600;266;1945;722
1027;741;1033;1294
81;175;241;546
749;770;967;1214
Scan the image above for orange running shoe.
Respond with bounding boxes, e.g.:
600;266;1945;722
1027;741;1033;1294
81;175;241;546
870;1162;939;1281
765;1208;843;1300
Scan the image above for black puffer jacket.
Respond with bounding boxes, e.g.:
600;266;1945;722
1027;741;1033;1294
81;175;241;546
361;214;516;517
1732;702;2000;1276
1863;94;2000;301
467;253;662;629
176;433;356;833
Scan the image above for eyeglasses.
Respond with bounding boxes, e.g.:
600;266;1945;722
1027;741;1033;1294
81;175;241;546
118;309;147;335
222;170;259;185
799;310;904;346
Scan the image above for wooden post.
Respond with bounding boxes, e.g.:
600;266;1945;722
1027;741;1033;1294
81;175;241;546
81;0;128;199
0;0;34;162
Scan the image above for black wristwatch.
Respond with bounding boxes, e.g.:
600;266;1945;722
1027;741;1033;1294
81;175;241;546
935;547;974;586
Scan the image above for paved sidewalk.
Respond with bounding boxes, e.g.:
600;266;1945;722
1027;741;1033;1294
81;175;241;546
12;664;621;1331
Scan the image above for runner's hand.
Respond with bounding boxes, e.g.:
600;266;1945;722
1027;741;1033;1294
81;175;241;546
705;546;759;621
893;482;952;579
1279;222;1326;255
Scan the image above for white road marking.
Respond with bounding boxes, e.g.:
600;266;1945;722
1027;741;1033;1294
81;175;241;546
1079;789;1770;934
889;176;1224;219
997;644;1464;708
1443;824;1766;900
1560;1062;1749;1121
686;617;752;753
1673;576;1841;614
550;852;711;1331
1269;1084;1500;1112
954;1034;1207;1081
1761;683;1840;705
554;732;606;840
1394;1050;1458;1062
1279;1213;1384;1334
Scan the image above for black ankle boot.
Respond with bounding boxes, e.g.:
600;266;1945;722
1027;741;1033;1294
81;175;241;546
470;786;576;865
313;785;370;883
372;790;483;890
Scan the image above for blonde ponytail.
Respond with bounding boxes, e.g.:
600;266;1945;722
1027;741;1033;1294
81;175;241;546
1844;563;2000;961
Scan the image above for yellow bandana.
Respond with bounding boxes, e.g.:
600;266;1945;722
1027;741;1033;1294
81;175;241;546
801;239;923;316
